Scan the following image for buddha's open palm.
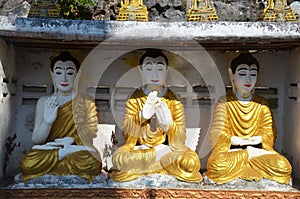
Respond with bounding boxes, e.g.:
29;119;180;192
44;95;59;124
142;90;158;120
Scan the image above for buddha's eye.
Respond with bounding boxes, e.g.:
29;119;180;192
66;70;74;75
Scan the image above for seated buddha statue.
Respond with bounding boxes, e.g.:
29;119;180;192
110;49;202;182
206;53;292;184
20;51;102;182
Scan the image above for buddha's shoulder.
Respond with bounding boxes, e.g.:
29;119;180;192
130;88;146;99
252;94;269;105
76;93;95;103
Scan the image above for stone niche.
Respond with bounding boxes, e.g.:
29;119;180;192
0;16;300;198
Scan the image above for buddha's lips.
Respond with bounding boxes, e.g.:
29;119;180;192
151;80;159;83
244;84;251;87
61;84;69;87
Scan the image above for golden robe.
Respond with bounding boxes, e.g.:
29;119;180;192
207;92;292;184
110;89;202;182
20;94;102;182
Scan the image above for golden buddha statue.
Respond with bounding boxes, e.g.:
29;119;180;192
187;0;218;21
206;53;292;184
20;51;102;182
110;49;202;182
263;0;297;21
116;0;148;21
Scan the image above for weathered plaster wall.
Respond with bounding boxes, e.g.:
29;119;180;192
0;38;17;179
4;46;291;176
283;47;300;184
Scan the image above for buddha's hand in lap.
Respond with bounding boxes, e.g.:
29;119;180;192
133;144;150;150
154;144;172;161
142;90;158;120
44;95;59;125
247;146;274;160
155;101;172;132
58;145;96;160
32;137;75;150
44;137;74;147
231;136;245;145
54;137;74;145
231;136;262;146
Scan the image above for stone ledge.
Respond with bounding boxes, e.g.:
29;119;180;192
0;16;300;43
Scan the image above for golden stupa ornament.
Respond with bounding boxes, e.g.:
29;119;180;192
28;0;60;18
263;0;297;21
187;0;218;21
116;0;148;21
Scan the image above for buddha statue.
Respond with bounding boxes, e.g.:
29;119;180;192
206;53;292;184
116;0;148;21
110;49;202;182
263;0;297;21
187;0;218;21
20;51;102;182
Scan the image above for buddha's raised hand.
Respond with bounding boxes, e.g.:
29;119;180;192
44;95;59;125
142;90;158;120
155;101;172;132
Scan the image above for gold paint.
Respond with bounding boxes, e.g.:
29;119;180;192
187;0;218;21
20;94;101;182
28;0;60;18
110;89;202;182
263;0;297;21
207;92;292;184
116;0;148;21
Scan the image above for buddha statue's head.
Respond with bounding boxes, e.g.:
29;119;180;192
228;53;260;101
139;49;169;94
50;51;80;95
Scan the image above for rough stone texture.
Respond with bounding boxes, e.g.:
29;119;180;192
291;1;300;21
7;173;299;191
144;0;187;21
0;0;298;21
0;0;30;17
92;0;118;20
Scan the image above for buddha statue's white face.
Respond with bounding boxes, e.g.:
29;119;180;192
51;60;78;95
232;64;258;100
140;56;168;90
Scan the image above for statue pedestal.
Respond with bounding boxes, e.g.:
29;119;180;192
1;174;299;198
1;188;300;198
263;7;297;21
187;8;218;21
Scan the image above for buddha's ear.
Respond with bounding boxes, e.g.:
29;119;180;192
138;65;142;73
228;67;235;91
73;69;81;93
75;69;81;80
50;70;57;93
50;70;54;82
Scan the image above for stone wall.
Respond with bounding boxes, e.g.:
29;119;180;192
0;0;299;21
283;47;300;184
0;38;17;180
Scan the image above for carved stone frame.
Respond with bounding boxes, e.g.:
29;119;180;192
1;188;300;198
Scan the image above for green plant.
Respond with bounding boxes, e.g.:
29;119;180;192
58;0;96;19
